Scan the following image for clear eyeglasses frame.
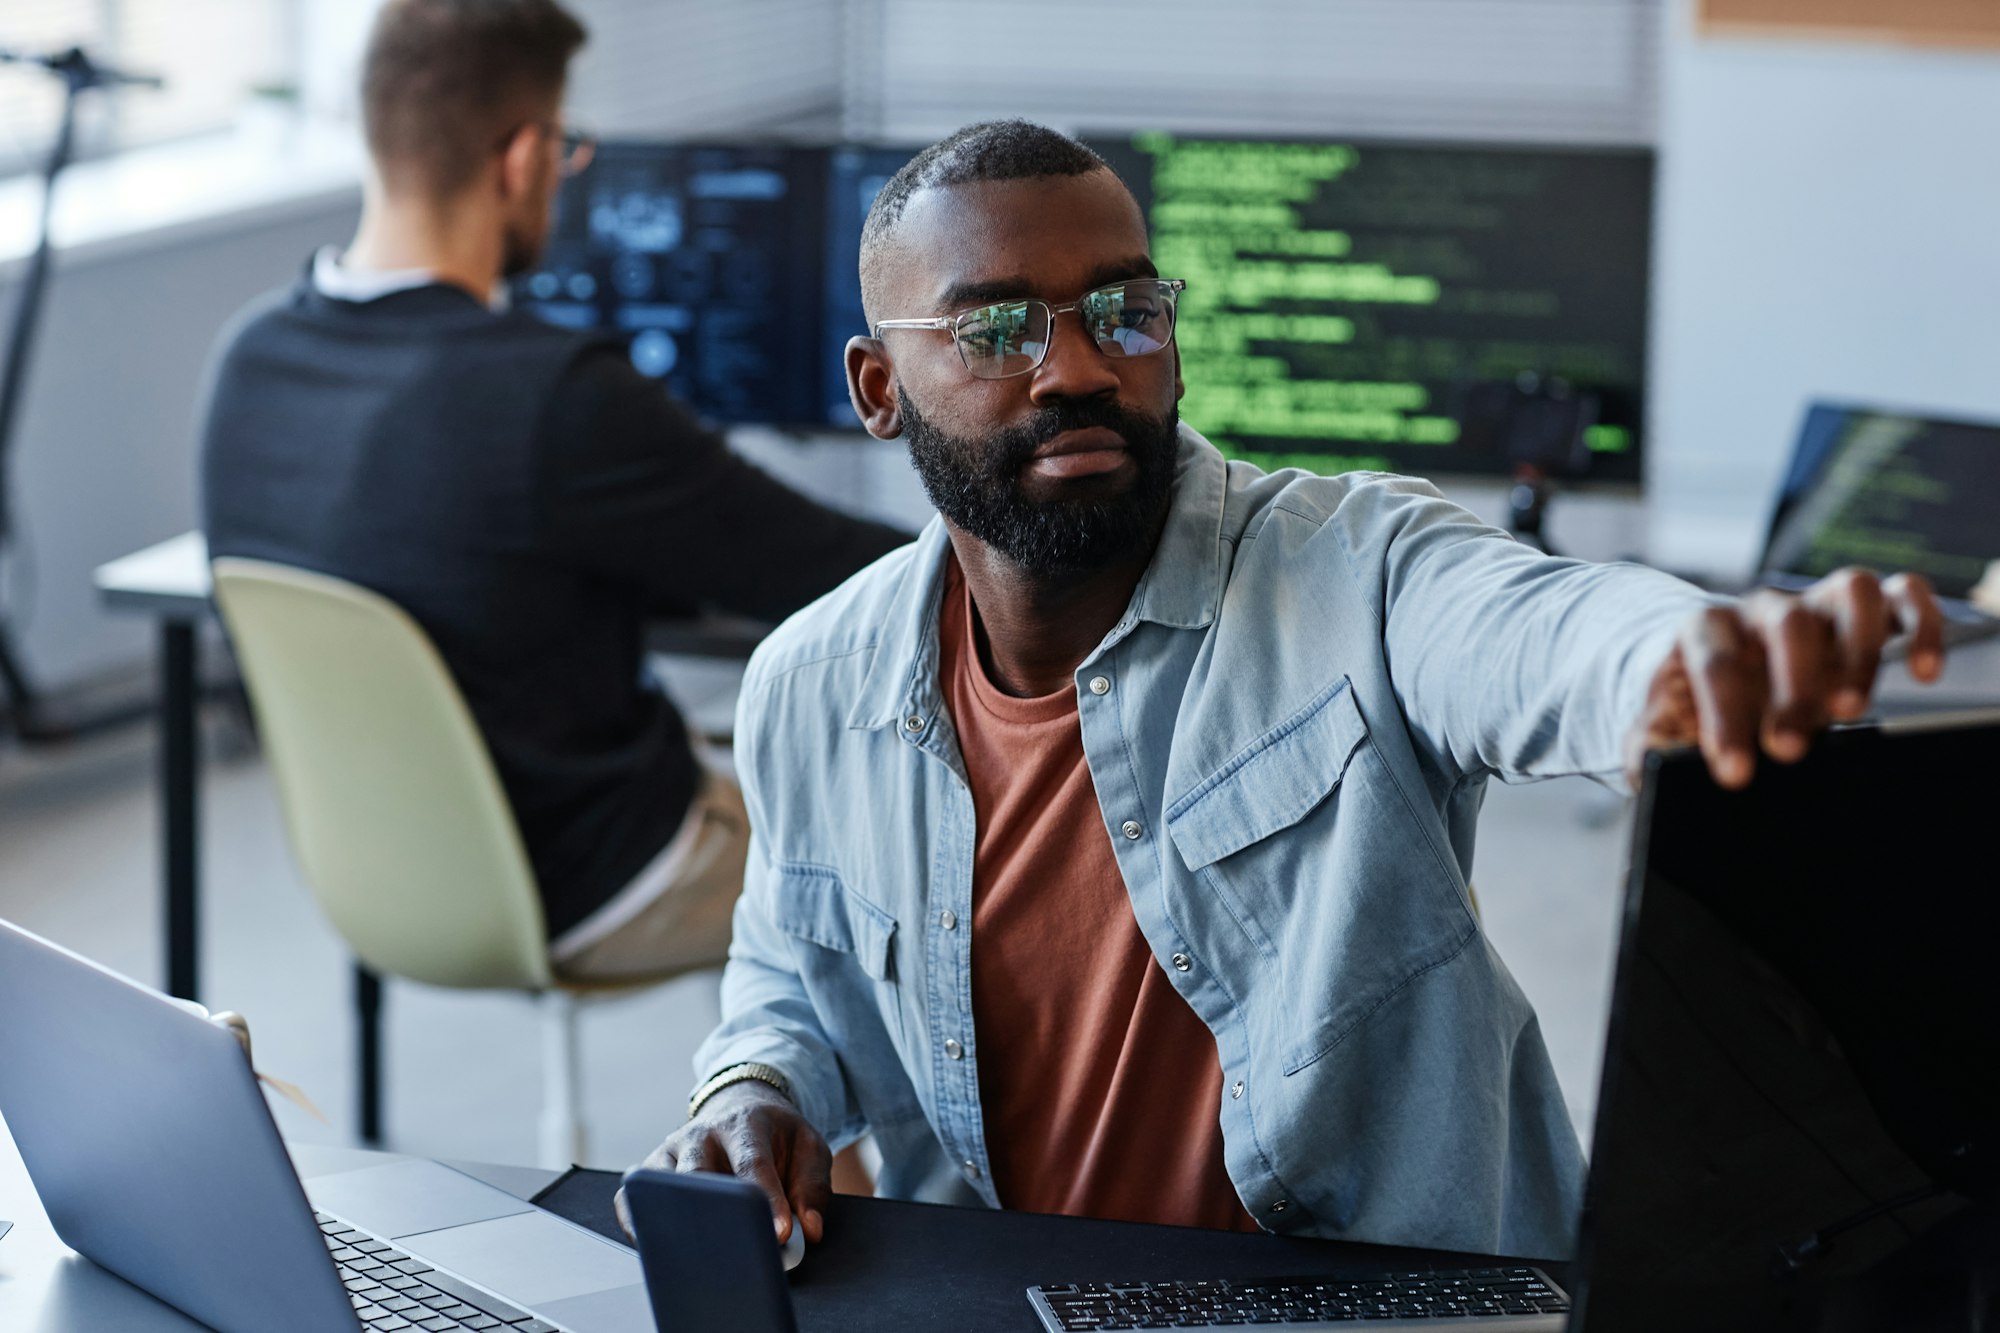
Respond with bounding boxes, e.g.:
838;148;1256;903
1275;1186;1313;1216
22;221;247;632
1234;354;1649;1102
871;278;1188;380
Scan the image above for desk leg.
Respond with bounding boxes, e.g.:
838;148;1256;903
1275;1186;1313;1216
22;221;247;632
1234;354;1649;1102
161;619;199;1002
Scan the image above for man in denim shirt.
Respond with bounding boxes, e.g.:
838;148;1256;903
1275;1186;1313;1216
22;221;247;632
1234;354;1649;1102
621;123;1947;1258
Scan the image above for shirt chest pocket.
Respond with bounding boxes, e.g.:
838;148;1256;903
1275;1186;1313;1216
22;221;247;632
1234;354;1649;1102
771;864;898;982
1165;678;1475;1074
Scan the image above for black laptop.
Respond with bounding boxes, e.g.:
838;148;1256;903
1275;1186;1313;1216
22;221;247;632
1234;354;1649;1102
1569;711;2000;1331
1755;402;2000;646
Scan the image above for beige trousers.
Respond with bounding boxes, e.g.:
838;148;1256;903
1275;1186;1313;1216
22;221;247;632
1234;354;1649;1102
549;768;750;985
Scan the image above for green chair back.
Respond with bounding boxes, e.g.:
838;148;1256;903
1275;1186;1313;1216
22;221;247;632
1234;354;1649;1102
211;558;552;991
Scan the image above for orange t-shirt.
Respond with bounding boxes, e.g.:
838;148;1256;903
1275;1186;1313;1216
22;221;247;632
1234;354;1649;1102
939;559;1259;1232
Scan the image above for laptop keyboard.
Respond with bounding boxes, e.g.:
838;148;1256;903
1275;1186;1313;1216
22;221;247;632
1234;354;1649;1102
316;1212;560;1333
1030;1265;1569;1328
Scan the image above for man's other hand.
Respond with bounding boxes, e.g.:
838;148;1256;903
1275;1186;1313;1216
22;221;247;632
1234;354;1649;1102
613;1080;832;1246
1627;568;1945;789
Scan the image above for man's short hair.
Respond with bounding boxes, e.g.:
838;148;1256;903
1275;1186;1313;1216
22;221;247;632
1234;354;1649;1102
361;0;587;199
859;120;1112;321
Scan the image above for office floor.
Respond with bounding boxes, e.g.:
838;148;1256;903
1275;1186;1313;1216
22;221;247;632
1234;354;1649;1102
0;697;1630;1174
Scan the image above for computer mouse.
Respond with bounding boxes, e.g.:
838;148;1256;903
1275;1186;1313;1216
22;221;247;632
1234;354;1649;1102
780;1221;805;1272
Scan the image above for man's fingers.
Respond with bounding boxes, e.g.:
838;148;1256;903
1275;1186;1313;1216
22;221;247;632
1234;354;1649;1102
1743;591;1831;761
1681;607;1765;789
729;1123;798;1243
784;1127;835;1244
1802;569;1886;719
1884;572;1946;681
612;1185;637;1242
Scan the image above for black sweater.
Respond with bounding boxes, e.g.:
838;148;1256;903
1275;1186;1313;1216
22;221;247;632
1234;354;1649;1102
200;272;908;938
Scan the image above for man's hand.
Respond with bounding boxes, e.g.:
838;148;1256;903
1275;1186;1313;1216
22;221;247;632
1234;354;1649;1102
613;1080;832;1246
1627;568;1945;789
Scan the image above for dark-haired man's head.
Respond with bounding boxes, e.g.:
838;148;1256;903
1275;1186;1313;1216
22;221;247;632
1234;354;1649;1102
359;0;587;275
848;121;1183;581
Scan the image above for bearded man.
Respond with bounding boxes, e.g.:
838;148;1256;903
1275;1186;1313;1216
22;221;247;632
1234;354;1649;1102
625;121;1946;1258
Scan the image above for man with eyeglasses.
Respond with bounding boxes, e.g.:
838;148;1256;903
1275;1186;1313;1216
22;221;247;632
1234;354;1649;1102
625;121;1948;1257
200;0;908;984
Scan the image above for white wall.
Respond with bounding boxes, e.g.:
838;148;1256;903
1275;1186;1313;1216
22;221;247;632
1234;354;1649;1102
3;196;360;689
1646;4;2000;575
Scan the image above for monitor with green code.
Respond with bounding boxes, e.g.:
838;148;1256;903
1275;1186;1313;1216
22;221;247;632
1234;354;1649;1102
1085;133;1654;485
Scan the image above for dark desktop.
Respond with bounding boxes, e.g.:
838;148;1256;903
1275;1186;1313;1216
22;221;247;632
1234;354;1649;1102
517;141;829;425
1086;132;1654;483
518;133;1655;494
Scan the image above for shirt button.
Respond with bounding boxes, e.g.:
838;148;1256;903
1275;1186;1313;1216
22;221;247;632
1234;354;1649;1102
904;714;925;732
939;909;957;930
1088;676;1111;695
1171;952;1192;972
1121;820;1143;840
963;1159;981;1178
944;1038;964;1060
1231;1081;1245;1100
1270;1200;1289;1215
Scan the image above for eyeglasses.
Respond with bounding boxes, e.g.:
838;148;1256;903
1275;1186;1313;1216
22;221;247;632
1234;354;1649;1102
872;278;1187;380
498;121;596;177
555;126;596;178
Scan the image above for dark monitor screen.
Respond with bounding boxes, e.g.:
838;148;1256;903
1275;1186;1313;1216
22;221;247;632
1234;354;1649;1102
1086;133;1653;484
517;141;828;425
1573;719;2000;1332
822;144;923;427
1758;404;2000;602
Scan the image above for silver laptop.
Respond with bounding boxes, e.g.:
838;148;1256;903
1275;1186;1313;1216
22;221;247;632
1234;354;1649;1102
1755;401;2000;647
0;918;652;1333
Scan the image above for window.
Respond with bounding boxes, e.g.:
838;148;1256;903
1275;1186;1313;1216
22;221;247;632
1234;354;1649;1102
1;1;292;179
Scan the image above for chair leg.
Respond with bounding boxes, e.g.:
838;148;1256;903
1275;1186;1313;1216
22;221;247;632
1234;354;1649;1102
537;990;584;1169
355;963;384;1145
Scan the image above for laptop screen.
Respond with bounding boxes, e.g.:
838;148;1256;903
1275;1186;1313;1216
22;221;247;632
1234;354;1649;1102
1758;404;2000;602
1571;717;2000;1333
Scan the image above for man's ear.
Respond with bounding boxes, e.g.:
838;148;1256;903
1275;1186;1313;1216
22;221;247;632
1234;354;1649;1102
1172;343;1185;404
497;122;546;203
846;336;903;439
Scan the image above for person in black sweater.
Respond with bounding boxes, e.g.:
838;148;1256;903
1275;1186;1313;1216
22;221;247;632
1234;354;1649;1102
200;0;908;982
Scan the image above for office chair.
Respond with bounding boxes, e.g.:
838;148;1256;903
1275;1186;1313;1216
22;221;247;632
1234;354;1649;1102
211;557;680;1168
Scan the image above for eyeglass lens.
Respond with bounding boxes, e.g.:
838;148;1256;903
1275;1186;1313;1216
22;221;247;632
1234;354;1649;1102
954;280;1179;379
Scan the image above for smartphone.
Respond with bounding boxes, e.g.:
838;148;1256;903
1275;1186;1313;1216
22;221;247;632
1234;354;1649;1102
620;1168;799;1333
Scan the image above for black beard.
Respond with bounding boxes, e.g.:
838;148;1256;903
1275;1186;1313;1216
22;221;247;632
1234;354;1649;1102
901;388;1179;579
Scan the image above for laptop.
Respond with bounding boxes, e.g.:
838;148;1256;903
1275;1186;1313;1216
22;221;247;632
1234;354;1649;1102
1568;709;2000;1331
1754;402;2000;647
0;919;653;1333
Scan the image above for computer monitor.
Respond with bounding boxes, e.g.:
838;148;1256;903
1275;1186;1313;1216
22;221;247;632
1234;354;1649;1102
1758;403;2000;603
1085;133;1654;484
822;144;923;426
516;141;829;426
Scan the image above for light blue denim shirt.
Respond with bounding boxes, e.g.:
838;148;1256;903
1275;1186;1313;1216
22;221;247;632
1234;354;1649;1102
696;427;1712;1259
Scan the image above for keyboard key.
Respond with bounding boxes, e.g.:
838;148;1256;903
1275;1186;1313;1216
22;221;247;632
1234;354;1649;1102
414;1272;534;1323
510;1322;558;1333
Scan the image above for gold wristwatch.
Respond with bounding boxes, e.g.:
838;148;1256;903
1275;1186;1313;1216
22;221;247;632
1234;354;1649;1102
687;1062;792;1120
